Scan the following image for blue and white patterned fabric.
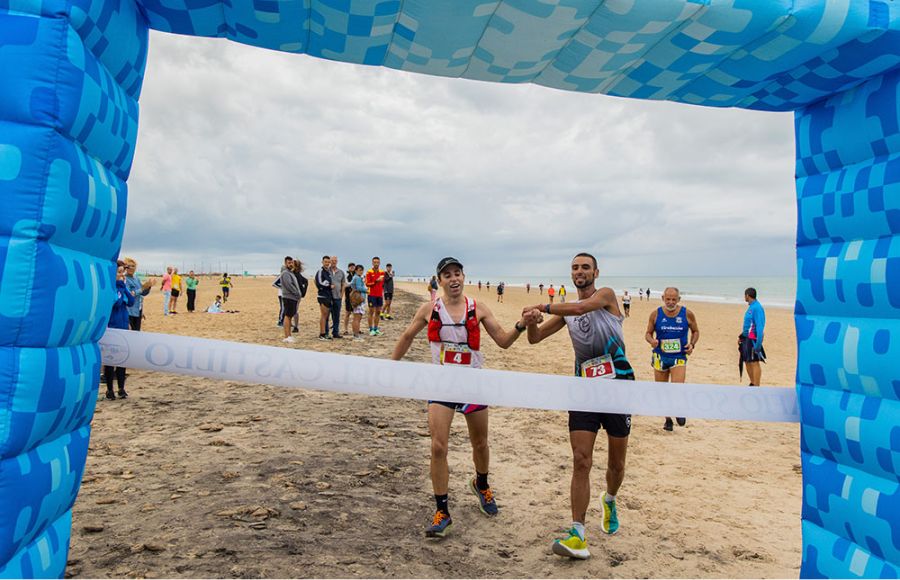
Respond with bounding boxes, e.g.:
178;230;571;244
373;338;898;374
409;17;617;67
1;0;899;577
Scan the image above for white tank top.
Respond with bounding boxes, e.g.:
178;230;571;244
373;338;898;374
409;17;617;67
429;297;484;368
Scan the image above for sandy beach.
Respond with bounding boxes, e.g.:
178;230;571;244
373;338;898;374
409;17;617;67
69;275;800;578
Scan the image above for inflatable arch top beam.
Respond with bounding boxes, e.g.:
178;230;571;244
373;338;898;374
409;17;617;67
1;1;899;577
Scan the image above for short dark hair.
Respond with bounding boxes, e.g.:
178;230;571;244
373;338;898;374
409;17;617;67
386;263;392;267
573;252;598;269
322;255;330;261
284;256;292;262
745;287;757;299
372;256;380;261
348;262;355;268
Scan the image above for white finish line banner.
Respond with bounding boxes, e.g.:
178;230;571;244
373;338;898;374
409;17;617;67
99;329;799;422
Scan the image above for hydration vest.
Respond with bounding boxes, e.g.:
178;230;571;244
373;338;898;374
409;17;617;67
427;297;480;350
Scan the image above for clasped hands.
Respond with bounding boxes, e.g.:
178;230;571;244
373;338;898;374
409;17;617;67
521;305;545;327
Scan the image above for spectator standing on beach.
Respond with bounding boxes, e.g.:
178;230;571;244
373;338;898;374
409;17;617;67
275;256;292;326
382;263;396;320
548;285;556;303
185;270;199;313
526;283;531;294
315;256;333;340
429;276;439;302
104;266;134;400
329;256;345;339
123;257;154;330
497;281;505;303
291;259;307;332
645;288;651;301
280;259;302;343
739;287;766;386
559;285;567;303
169;268;182;314
366;257;386;336
539;283;544;295
350;264;367;339
161;266;173;316
646;287;699;431
622;290;631;317
343;262;356;335
478;280;482;291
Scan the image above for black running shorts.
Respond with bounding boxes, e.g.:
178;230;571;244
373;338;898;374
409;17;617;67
282;298;298;318
568;411;631;437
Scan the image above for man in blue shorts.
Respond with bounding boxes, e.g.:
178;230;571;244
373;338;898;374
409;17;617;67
645;287;699;431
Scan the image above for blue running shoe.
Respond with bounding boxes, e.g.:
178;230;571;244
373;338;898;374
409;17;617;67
469;478;499;516
600;493;619;535
425;510;452;538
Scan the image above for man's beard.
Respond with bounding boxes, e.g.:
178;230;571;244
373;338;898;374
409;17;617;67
574;278;593;289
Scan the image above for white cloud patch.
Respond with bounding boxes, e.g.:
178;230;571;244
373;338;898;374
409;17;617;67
125;32;797;277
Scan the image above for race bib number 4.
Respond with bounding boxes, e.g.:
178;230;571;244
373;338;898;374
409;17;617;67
661;338;682;353
441;343;473;366
581;355;614;379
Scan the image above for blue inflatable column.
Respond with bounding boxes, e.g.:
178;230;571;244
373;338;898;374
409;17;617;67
795;68;900;577
0;1;147;576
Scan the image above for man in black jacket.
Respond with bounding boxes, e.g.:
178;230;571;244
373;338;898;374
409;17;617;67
315;255;333;340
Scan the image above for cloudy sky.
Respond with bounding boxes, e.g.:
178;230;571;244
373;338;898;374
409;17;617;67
124;31;798;278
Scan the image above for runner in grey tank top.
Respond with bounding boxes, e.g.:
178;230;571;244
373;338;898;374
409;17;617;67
564;306;630;378
521;252;634;560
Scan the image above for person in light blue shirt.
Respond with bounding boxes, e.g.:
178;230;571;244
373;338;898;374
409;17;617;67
739;287;766;386
349;264;368;339
123;257;155;330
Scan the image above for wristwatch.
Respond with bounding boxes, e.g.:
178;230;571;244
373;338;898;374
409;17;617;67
544;304;551;314
514;321;526;333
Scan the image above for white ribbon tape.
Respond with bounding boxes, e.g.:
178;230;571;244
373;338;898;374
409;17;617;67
99;329;798;422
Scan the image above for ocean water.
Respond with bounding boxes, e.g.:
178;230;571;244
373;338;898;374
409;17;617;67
401;275;797;309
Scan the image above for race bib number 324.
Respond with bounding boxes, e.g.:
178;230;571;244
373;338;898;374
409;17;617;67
441;343;473;366
581;355;614;379
661;338;682;353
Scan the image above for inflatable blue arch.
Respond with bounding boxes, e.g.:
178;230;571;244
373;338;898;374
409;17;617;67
0;0;898;577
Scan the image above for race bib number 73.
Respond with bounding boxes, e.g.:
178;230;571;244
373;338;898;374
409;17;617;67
441;343;473;366
581;355;614;379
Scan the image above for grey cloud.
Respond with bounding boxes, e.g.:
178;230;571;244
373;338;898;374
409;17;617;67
124;33;798;277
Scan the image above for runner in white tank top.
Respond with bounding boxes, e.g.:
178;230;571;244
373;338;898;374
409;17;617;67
521;252;634;560
393;257;530;539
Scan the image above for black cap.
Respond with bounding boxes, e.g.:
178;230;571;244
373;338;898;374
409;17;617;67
436;257;464;275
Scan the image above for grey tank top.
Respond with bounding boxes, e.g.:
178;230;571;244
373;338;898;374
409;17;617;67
564;303;627;367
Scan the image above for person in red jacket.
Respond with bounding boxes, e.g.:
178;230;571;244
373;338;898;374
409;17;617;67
365;257;386;336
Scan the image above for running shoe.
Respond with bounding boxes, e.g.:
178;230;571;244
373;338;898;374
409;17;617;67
117;390;128;399
283;336;296;343
379;313;386;320
600;494;619;535
676;417;686;427
469;478;499;516
663;417;674;431
373;329;383;336
369;329;376;336
386;314;394;320
105;389;116;401
425;510;452;538
332;334;344;339
318;334;327;341
552;527;590;560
